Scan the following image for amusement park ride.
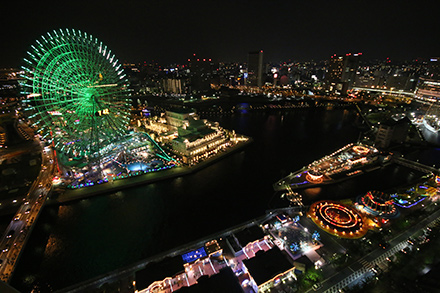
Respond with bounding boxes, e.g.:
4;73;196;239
20;29;175;188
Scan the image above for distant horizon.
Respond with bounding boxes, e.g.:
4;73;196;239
1;53;438;70
2;0;440;68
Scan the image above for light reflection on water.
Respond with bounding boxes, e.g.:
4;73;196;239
10;107;428;292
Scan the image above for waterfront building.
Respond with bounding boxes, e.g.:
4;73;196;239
135;239;228;293
170;116;228;164
242;246;297;293
135;255;185;292
145;108;248;164
165;108;198;130
414;77;440;103
227;225;269;257
177;267;244;293
248;50;264;87
375;117;410;148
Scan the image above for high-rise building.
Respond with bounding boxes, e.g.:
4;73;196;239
162;79;182;94
325;53;361;93
248;50;264;87
188;57;214;93
341;54;360;87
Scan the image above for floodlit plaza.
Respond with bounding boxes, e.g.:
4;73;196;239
264;214;322;260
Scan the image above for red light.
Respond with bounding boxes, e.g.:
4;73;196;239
209;59;211;61
188;59;190;62
203;59;205;61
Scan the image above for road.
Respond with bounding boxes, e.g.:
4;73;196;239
308;207;440;293
0;141;55;282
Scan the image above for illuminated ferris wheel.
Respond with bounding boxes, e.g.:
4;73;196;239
21;29;130;158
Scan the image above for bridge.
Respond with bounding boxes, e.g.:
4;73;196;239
352;87;415;97
393;156;439;175
0;141;55;283
354;103;374;130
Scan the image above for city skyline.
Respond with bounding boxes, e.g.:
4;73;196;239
2;5;440;289
1;0;440;67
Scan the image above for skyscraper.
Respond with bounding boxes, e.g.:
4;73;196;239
188;56;214;93
325;53;361;93
248;50;264;87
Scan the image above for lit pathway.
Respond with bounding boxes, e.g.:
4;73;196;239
0;143;55;283
139;237;274;292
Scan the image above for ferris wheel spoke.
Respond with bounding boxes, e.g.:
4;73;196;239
21;29;130;157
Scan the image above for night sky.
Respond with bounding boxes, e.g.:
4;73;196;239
1;0;440;67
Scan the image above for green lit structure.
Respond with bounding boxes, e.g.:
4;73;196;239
21;28;130;158
20;29;175;188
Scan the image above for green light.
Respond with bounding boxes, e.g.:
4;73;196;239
21;28;130;157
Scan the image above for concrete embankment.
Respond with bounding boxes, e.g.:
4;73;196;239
47;138;253;205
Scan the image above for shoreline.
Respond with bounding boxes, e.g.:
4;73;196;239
56;206;303;293
47;137;253;206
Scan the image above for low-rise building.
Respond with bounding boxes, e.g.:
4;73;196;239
135;255;185;292
176;267;243;293
242;246;297;293
171;117;228;164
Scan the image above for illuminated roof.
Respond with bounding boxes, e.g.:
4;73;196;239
177;267;243;293
135;255;184;290
181;247;207;264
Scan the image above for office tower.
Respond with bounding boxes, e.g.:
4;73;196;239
326;53;361;93
248;50;264;87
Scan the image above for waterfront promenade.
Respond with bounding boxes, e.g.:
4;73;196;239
48;138;253;205
57;206;301;293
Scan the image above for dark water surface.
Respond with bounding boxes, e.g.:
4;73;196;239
10;108;425;291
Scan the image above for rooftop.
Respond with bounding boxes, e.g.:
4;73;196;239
234;225;266;247
175;267;243;293
135;255;184;290
167;108;196;115
243;246;294;286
